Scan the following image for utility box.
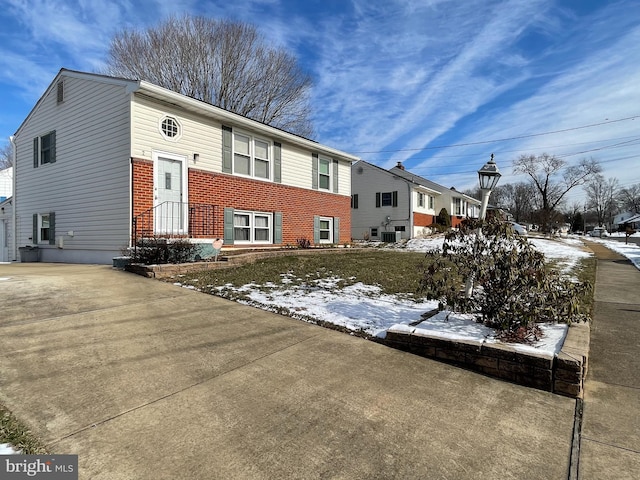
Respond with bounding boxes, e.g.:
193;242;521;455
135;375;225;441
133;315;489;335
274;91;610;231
381;231;401;243
19;246;40;262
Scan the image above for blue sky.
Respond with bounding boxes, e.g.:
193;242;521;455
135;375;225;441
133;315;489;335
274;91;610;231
1;0;639;206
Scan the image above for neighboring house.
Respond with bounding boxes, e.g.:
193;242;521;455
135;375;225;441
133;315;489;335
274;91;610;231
0;167;13;262
613;211;640;230
351;160;481;241
0;167;12;201
0;196;11;262
10;69;358;264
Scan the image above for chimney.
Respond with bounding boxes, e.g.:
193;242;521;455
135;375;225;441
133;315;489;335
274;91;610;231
396;162;405;170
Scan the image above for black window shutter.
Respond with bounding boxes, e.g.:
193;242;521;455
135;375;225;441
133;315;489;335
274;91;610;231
49;212;56;245
32;214;38;244
376;192;381;208
33;137;39;168
351;194;359;209
333;159;339;193
50;131;56;164
392;191;398;207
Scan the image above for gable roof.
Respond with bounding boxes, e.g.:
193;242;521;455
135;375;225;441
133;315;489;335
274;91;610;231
15;68;359;163
389;164;480;204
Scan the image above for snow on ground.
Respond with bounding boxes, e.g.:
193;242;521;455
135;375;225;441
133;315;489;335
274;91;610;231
588;236;640;270
0;443;20;454
175;234;606;357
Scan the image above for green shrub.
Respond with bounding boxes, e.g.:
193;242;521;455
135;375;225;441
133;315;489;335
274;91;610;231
419;217;590;339
130;237;198;265
436;207;451;228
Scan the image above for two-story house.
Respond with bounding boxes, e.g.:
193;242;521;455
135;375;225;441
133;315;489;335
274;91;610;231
9;69;358;264
350;160;480;241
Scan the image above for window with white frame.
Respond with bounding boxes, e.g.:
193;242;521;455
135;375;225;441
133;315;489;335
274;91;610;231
233;211;272;244
160;116;181;140
454;198;467;216
318;157;331;190
319;217;333;243
233;132;271;179
429;195;434;210
417;192;425;207
38;213;51;243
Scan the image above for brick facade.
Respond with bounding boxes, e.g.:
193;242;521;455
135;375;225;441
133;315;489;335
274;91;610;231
131;160;351;246
413;212;435;227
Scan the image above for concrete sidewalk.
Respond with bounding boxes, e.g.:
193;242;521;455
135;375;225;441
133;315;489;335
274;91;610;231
578;242;640;479
1;262;575;479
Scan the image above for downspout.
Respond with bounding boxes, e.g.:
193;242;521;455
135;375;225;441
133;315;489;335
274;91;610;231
407;181;413;238
9;135;17;261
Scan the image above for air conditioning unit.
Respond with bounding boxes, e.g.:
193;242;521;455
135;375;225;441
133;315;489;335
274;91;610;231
381;231;400;242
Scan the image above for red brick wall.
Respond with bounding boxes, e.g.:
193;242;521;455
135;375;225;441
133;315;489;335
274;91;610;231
413;212;435;227
132;159;154;217
451;216;466;228
131;160;351;245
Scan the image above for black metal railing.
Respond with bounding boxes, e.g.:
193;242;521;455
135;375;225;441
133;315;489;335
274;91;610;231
132;202;217;247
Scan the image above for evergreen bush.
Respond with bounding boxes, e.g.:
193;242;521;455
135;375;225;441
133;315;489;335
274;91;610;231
419;217;590;341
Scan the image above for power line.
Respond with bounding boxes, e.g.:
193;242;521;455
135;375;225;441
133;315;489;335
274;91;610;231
353;115;639;154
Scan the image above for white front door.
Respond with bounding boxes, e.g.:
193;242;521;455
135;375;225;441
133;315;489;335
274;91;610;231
155;154;186;234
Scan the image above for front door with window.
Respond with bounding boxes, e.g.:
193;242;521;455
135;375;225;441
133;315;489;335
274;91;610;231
155;155;185;234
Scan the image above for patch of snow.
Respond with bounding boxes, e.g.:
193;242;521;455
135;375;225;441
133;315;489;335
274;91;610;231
0;443;21;454
588;238;640;270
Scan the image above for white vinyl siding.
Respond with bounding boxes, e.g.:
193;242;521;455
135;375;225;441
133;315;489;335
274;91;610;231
14;74;132;262
132;94;222;172
279;143;351;194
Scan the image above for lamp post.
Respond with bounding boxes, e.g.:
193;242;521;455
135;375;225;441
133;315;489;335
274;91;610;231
478;153;501;221
465;154;502;299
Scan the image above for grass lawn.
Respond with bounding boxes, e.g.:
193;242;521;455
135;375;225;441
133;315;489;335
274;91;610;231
176;250;432;301
0;403;48;454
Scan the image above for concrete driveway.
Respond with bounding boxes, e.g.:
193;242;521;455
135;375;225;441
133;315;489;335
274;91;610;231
0;263;576;479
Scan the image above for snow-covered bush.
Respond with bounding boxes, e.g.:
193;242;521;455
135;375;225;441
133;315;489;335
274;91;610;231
418;217;590;340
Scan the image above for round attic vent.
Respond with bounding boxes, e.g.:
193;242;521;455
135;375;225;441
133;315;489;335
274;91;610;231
357;166;364;174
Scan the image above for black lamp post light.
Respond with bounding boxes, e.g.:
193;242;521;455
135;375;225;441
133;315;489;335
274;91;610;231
478;153;501;220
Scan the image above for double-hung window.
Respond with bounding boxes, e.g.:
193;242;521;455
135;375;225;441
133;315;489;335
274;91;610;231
318;157;331;190
318;217;333;243
32;212;55;245
417;192;425;207
454;198;467;216
234;211;272;244
33;131;56;167
233;132;271;179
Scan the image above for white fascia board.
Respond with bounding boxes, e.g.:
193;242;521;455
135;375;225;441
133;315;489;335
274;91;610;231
138;81;360;163
413;184;441;195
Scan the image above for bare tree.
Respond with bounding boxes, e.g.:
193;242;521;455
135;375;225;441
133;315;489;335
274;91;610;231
513;153;601;231
618;183;640;213
104;16;314;137
585;175;619;227
0;142;12;169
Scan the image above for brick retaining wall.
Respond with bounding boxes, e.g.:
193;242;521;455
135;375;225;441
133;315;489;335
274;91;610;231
379;321;589;398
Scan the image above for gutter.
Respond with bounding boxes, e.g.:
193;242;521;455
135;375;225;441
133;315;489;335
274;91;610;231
9;135;16;261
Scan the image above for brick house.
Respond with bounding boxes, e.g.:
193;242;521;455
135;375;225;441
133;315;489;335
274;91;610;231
351;160;480;241
9;69;358;264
